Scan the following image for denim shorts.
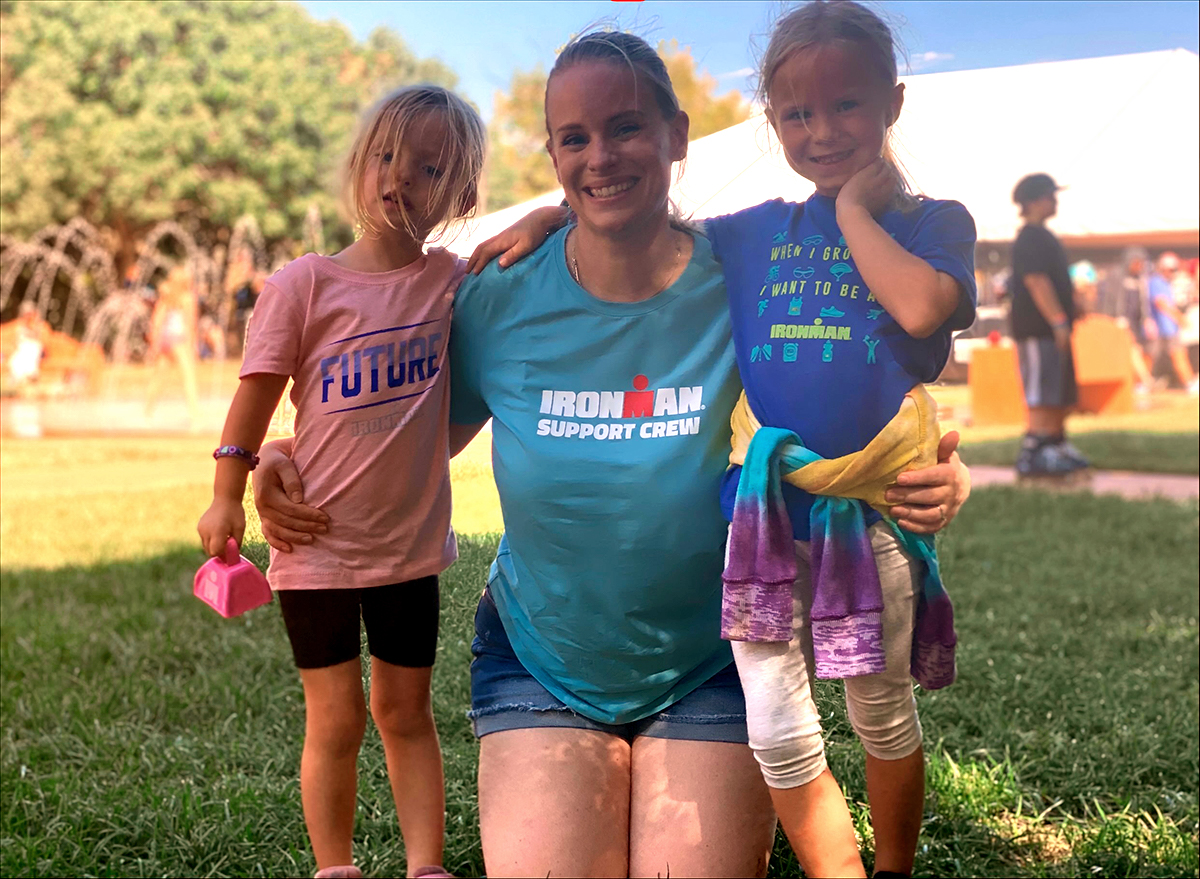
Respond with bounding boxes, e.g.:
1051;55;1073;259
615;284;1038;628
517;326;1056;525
467;589;749;744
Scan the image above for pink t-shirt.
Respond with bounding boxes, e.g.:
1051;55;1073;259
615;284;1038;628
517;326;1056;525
241;250;464;590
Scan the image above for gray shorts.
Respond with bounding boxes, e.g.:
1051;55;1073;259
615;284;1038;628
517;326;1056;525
1017;336;1078;408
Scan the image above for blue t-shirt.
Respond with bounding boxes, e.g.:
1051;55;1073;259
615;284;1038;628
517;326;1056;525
706;195;977;539
449;227;742;724
1148;273;1179;337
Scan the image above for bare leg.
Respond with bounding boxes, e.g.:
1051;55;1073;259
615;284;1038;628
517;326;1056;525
171;343;200;426
865;748;925;875
1129;340;1153;388
299;659;368;871
629;736;777;878
851;528;926;876
1169;344;1196;387
478;727;631;877
730;535;863;877
369;659;445;877
1028;405;1066;437
768;769;865;878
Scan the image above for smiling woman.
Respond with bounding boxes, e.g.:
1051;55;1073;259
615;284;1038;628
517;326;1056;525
544;34;693;301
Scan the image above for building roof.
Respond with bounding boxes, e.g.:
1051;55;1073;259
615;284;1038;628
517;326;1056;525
453;49;1199;254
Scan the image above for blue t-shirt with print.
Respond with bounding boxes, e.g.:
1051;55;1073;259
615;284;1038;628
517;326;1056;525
706;194;977;539
449;227;742;725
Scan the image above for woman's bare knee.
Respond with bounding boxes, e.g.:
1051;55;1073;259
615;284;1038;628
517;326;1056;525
630;738;776;878
479;728;631;878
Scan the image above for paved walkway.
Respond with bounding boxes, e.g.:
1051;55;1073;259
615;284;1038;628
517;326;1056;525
971;464;1199;502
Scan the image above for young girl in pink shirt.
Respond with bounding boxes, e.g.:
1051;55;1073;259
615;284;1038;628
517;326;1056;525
198;85;485;879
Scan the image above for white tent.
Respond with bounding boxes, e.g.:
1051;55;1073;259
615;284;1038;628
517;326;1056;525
453;49;1199;254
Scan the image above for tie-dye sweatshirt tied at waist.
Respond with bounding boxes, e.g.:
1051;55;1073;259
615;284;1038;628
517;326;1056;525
720;385;957;689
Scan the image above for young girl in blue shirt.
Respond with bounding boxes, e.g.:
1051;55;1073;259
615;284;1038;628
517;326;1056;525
699;4;977;877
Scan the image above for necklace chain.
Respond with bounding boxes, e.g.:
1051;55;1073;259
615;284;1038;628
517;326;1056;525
569;229;582;285
568;227;685;294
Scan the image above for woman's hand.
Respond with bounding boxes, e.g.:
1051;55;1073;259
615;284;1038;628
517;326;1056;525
886;431;971;534
466;205;571;274
252;440;328;552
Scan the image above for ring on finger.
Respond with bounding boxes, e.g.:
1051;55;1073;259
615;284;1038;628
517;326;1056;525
937;504;947;523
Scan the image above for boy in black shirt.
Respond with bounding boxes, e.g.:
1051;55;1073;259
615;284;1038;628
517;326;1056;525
1008;173;1089;476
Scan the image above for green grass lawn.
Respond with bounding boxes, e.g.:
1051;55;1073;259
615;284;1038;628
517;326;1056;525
925;385;1200;475
959;431;1200;475
2;440;1198;877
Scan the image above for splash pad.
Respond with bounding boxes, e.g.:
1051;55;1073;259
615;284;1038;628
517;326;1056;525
0;213;320;436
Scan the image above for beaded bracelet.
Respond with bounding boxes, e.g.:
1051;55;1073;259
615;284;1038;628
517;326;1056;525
213;445;260;470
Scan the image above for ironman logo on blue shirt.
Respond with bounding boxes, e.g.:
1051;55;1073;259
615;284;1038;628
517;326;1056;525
536;374;705;441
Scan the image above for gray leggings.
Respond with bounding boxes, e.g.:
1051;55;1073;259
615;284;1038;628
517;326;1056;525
730;522;924;789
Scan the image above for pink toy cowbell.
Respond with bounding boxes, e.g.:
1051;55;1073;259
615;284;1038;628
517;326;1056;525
194;538;273;618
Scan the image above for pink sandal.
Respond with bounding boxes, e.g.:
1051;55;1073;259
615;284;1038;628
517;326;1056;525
411;867;455;879
314;867;363;879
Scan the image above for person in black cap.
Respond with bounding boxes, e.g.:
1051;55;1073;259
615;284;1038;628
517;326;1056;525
1008;173;1089;475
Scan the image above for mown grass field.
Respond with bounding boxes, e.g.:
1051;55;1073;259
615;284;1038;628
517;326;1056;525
1;434;1197;878
933;385;1200;475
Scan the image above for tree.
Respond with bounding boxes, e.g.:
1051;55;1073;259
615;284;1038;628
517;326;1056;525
0;0;457;268
482;65;557;214
659;40;751;141
482;40;751;212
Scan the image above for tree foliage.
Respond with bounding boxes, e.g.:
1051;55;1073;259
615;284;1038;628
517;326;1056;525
483;40;751;212
659;40;752;141
0;0;457;265
482;65;557;214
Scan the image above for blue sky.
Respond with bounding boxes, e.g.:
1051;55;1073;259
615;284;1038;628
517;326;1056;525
297;0;1200;119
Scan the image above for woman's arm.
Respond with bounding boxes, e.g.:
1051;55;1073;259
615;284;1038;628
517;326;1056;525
836;159;961;339
451;421;487;456
250;436;329;553
466;205;571;274
252;423;487;552
885;431;970;534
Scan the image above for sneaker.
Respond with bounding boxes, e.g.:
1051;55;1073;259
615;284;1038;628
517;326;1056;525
1015;442;1042;475
1028;442;1081;476
1054;440;1090;470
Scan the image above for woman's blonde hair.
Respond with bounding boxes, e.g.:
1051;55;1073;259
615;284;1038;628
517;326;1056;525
545;30;681;132
343;85;486;242
758;1;918;207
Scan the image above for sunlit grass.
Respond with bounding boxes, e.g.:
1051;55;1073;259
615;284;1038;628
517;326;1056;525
958;431;1199;474
929;384;1200;442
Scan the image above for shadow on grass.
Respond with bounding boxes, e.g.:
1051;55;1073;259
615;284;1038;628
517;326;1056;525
0;535;500;879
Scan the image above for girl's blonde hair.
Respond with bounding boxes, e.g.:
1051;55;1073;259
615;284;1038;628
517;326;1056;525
344;85;486;242
758;1;918;206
